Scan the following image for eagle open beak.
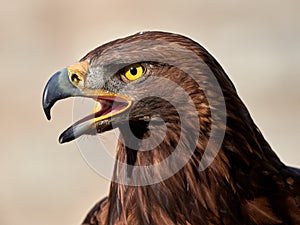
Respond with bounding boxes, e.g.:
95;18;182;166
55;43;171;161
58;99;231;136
42;63;131;143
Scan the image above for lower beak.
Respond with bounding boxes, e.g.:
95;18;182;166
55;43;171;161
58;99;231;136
42;68;131;143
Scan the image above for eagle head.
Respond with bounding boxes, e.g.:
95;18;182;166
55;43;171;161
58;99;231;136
42;31;226;150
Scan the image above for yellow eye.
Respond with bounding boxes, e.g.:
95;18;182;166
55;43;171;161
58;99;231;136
124;64;144;81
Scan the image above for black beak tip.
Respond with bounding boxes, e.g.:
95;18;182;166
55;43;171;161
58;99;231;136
59;135;66;144
44;106;52;120
59;127;76;144
42;81;53;120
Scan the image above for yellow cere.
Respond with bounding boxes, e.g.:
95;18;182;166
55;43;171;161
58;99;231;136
68;61;89;76
125;64;144;81
67;61;89;87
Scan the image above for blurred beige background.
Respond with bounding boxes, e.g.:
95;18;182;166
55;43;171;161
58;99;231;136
0;0;299;224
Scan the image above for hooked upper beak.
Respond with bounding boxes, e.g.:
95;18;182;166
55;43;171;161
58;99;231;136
42;68;83;120
42;62;131;143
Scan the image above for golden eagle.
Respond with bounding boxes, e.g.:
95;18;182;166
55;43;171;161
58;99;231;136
42;32;300;225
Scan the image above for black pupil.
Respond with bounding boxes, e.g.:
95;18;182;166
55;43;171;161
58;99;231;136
130;67;138;76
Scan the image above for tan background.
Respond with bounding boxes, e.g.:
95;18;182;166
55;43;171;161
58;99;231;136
0;0;299;224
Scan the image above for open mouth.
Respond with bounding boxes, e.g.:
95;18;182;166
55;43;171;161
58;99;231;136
42;66;132;144
58;96;131;143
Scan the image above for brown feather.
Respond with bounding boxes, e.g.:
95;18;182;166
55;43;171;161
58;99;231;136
80;31;300;225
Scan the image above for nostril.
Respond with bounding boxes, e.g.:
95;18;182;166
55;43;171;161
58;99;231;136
71;73;81;83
